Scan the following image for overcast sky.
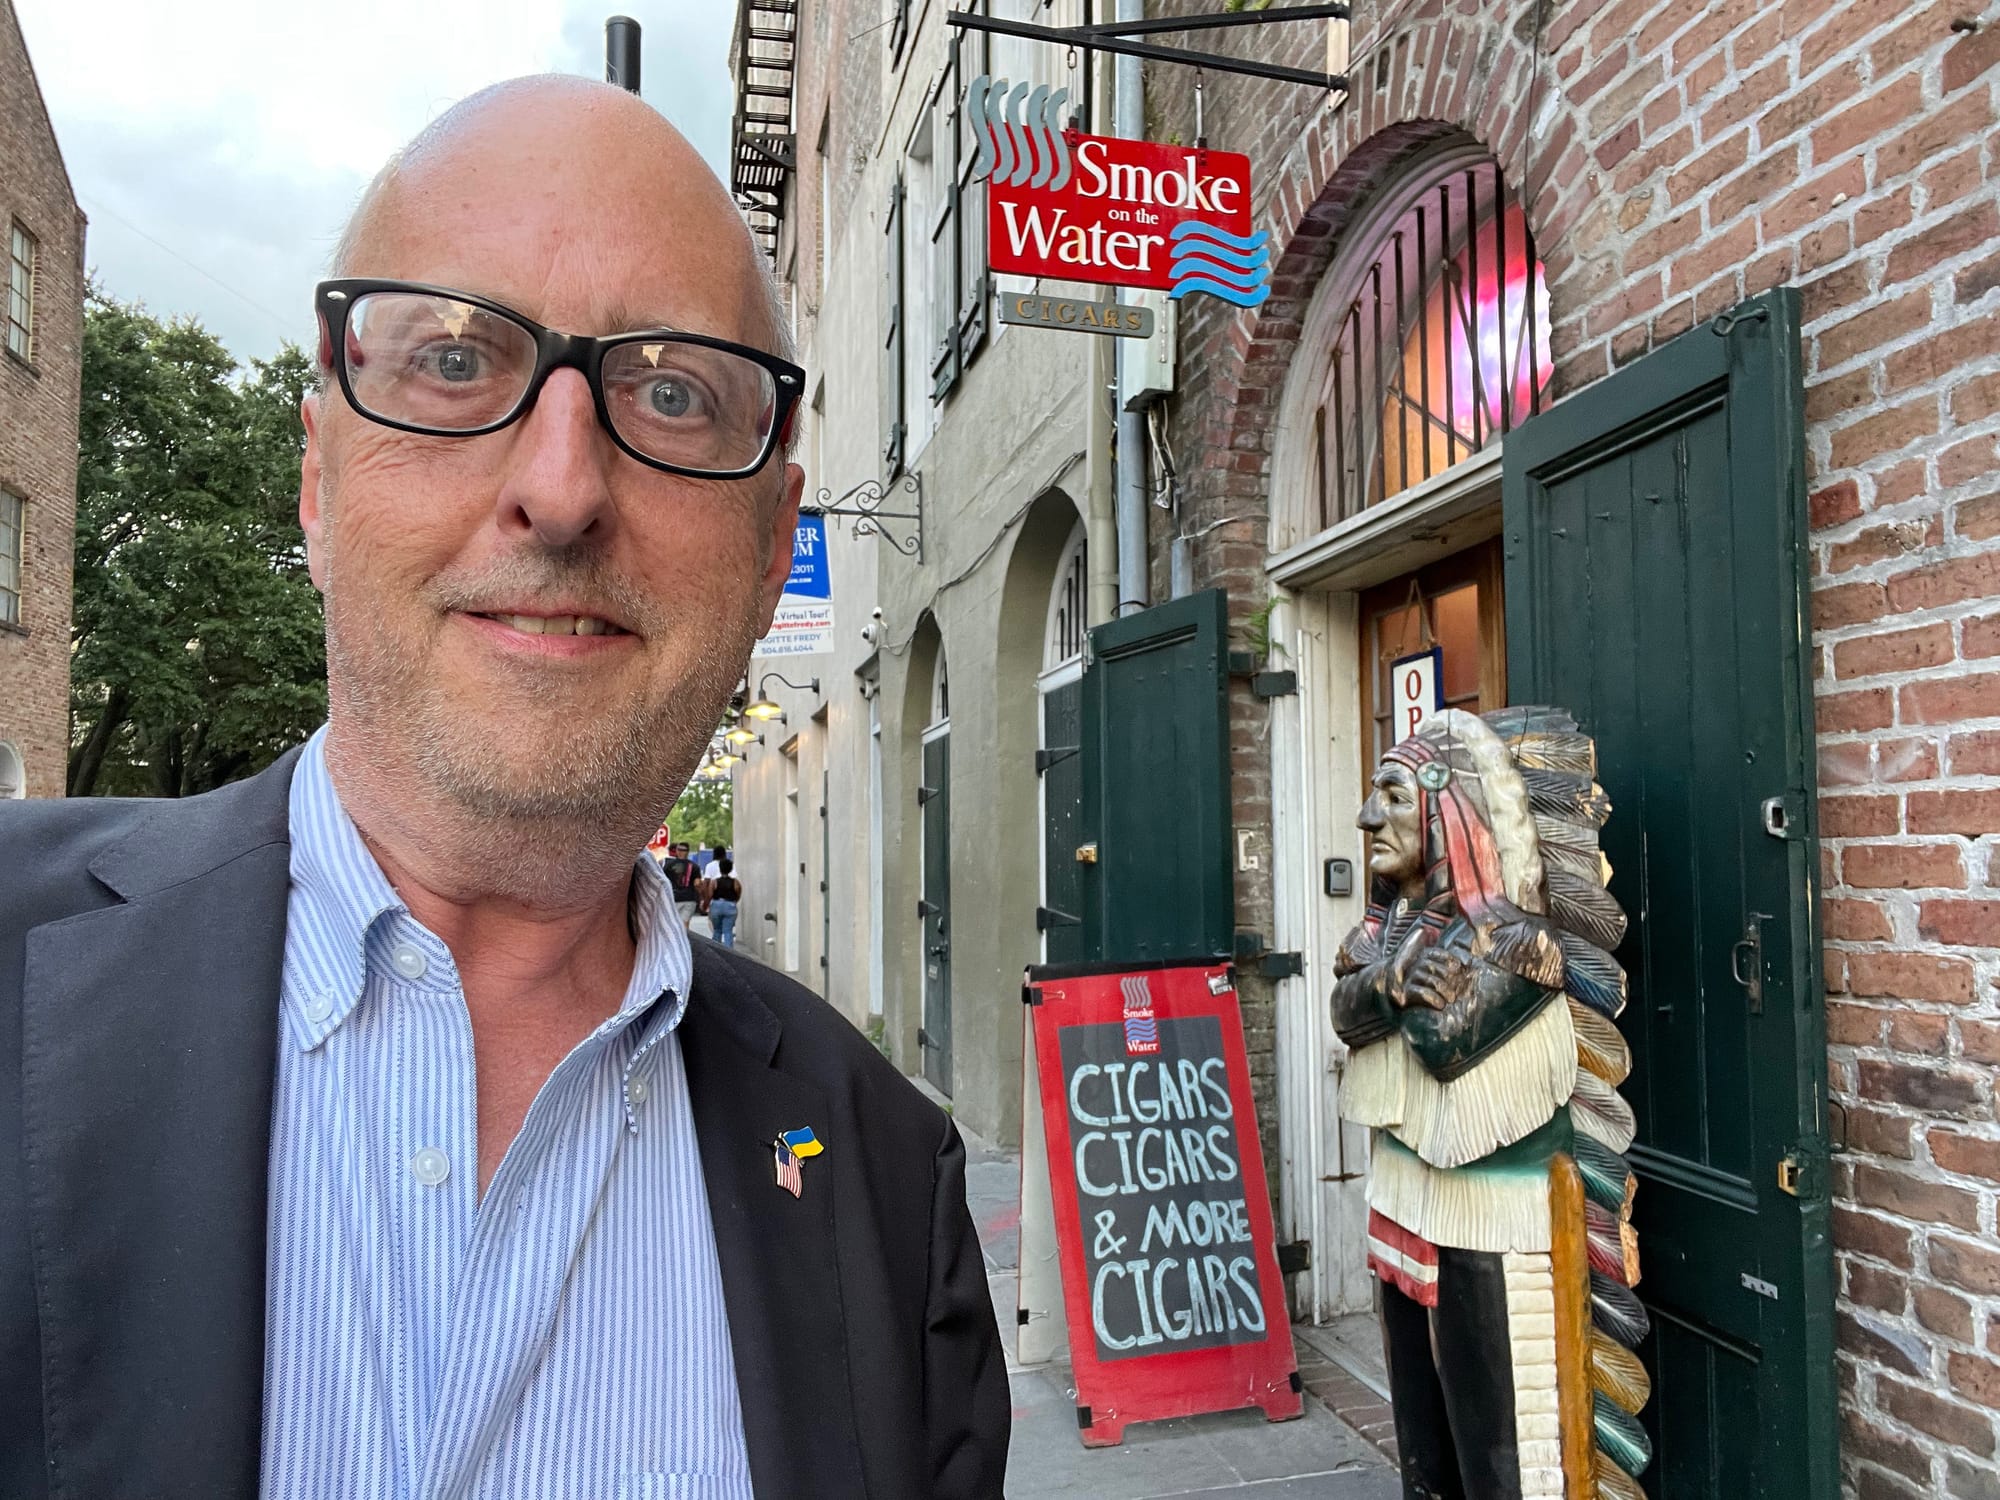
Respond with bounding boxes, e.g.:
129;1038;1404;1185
18;0;739;365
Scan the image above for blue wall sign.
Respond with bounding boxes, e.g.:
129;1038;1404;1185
786;516;831;600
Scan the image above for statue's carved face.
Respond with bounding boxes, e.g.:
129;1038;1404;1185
1358;761;1425;891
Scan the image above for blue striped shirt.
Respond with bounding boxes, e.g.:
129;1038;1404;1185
260;728;751;1499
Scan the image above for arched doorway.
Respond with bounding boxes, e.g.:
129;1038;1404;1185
1036;520;1088;963
919;636;953;1095
1264;136;1555;1321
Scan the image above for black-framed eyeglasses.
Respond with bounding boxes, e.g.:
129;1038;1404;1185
314;278;805;481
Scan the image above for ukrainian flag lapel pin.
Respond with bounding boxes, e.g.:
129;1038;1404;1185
772;1127;822;1198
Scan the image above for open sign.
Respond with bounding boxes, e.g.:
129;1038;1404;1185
1390;647;1444;741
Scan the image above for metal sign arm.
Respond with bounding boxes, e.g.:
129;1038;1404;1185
945;9;1347;92
1075;3;1350;39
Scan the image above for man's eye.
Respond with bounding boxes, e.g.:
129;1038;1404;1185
427;343;481;382
647;376;702;419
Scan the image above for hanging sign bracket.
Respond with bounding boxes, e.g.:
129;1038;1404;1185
946;4;1350;93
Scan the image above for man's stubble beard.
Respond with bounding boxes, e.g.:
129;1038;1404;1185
318;483;758;888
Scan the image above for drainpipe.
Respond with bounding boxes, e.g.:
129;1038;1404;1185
1085;39;1118;627
1113;0;1150;617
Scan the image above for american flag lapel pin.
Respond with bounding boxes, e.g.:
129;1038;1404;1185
772;1126;822;1198
773;1139;802;1197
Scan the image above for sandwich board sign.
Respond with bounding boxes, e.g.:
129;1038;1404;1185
968;77;1270;308
1022;957;1302;1446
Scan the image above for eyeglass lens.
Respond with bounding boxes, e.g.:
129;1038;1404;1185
342;290;781;473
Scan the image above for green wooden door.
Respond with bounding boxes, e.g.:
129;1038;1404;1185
1078;589;1233;964
1038;677;1087;964
1503;288;1836;1499
920;730;952;1094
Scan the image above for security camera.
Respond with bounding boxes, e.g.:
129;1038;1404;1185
870;606;885;621
861;621;882;645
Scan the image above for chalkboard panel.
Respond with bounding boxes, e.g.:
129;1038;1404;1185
1058;1015;1268;1361
1026;960;1302;1446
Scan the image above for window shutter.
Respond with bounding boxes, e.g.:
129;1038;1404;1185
956;10;989;365
930;54;961;402
888;0;911;64
881;172;906;476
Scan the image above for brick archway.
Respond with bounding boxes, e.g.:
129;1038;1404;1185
1163;8;1594;606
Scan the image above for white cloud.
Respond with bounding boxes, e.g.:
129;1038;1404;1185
17;0;741;362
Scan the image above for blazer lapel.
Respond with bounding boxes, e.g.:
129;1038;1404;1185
681;946;867;1499
22;753;298;1500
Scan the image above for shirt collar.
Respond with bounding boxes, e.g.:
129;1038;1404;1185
283;725;694;1052
283;727;407;1048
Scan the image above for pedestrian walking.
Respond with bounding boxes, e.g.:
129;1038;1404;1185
707;859;742;948
661;840;703;929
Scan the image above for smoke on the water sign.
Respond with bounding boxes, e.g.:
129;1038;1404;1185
1025;960;1301;1446
967;76;1271;307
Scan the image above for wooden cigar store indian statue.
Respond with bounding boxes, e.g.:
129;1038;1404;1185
1334;708;1652;1500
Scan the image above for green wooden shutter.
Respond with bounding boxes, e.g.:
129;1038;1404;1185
1078;589;1234;963
881;172;905;477
1503;287;1836;1500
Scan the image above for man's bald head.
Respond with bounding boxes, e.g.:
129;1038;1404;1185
330;75;791;363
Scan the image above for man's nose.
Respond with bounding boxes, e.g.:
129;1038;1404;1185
491;368;617;548
1356;795;1385;833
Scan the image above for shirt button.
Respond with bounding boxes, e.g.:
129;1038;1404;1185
628;1079;649;1105
390;943;429;981
303;992;333;1023
410;1147;450;1186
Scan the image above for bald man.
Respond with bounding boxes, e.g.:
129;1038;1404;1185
0;79;1007;1500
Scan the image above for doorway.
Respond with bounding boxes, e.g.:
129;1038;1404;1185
920;656;953;1095
1037;521;1088;964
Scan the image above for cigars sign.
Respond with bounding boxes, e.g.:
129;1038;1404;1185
967;76;1271;307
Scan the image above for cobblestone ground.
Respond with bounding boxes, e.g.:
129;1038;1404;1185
953;1111;1401;1499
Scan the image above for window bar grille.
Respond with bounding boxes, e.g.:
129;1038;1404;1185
1392;230;1409;497
1415;204;1432;480
1522;207;1545;416
1438;181;1456;470
1495;166;1513;435
1463;166;1483;450
1370;262;1387;511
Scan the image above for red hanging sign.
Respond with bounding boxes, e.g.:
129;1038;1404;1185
1024;958;1303;1446
969;78;1269;306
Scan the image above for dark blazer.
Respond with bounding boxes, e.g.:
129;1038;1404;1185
0;751;1009;1499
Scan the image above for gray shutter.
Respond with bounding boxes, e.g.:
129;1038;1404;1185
881;172;905;477
930;54;961;402
888;0;910;64
956;10;989;365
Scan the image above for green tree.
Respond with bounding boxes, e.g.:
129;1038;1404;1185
69;287;327;796
666;776;733;851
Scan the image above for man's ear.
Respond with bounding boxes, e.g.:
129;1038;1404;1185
756;462;806;632
299;393;330;593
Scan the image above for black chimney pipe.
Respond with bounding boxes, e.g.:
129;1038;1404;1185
606;16;641;93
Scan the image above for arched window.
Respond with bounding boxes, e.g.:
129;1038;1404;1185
1308;148;1553;527
929;648;950;728
0;741;22;799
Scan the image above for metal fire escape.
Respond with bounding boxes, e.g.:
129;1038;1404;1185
730;0;798;264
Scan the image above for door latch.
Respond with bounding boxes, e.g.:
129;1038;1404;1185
1778;1153;1803;1197
1731;915;1766;1014
1075;843;1099;864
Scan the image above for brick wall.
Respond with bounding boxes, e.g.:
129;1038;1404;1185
0;0;83;800
1148;1;2000;1493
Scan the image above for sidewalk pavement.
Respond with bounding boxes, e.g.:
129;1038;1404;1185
952;1106;1401;1499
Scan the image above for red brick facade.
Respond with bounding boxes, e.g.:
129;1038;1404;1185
0;0;82;799
1148;1;2000;1493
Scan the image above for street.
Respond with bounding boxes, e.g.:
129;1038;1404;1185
956;1112;1400;1499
